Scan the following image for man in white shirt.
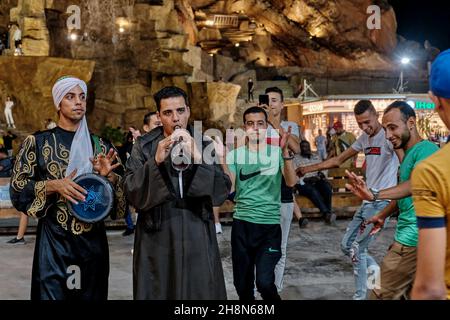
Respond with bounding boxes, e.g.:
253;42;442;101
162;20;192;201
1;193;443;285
297;100;402;300
4;96;15;129
262;86;301;293
13;25;22;49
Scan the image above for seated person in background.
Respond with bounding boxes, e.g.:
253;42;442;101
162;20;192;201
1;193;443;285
329;122;357;168
0;149;14;177
294;141;335;225
0;148;14;177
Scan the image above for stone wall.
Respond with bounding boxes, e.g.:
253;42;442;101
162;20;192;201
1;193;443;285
10;0;50;56
0;0;431;134
0;0;17;32
0;56;95;130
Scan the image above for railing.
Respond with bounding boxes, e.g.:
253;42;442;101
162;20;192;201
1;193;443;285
213;15;239;28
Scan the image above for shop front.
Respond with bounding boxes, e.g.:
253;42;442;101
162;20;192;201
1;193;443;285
297;94;448;148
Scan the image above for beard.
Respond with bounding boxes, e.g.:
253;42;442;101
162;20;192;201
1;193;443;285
397;128;411;149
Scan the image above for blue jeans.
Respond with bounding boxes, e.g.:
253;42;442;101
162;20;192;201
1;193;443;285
317;149;327;161
341;201;389;300
124;205;135;230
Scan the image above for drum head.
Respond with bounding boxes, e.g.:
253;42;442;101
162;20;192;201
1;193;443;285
67;173;114;223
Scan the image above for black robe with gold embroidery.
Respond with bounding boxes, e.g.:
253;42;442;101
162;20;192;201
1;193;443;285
125;126;231;300
10;127;125;300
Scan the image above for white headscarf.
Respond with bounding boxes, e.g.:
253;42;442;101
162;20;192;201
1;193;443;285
52;76;93;178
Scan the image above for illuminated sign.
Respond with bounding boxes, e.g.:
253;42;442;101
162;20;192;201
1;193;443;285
307;105;324;112
413;101;435;110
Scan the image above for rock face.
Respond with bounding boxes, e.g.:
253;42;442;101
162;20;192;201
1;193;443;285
10;0;50;56
207;81;241;124
0;56;95;130
187;0;398;73
0;0;430;133
0;0;18;32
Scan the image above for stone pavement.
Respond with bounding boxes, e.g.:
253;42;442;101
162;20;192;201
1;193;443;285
0;219;396;300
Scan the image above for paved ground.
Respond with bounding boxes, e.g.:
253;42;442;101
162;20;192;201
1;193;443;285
0;219;396;300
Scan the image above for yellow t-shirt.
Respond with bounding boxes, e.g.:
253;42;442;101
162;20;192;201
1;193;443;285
411;143;450;299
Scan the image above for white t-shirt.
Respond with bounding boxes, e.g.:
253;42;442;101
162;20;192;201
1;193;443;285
267;121;300;139
351;128;399;191
5;101;13;110
13;29;21;41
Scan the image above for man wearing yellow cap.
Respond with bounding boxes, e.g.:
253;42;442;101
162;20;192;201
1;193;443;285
10;76;125;300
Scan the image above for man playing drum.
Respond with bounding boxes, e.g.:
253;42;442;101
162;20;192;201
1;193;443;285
10;76;126;300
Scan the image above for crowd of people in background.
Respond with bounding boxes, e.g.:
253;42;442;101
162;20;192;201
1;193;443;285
2;49;450;301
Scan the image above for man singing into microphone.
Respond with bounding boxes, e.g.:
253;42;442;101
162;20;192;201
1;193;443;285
124;86;231;300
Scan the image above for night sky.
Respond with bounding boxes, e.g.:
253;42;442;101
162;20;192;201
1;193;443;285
389;0;450;50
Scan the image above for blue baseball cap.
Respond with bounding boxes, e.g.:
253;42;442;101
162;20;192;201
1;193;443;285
430;49;450;99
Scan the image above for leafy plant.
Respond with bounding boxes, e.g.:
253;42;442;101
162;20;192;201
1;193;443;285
100;125;124;147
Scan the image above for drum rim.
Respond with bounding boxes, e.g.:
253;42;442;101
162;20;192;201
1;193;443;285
67;173;115;223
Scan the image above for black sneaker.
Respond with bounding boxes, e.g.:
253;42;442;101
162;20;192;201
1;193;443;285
122;228;135;236
298;218;309;229
7;237;26;245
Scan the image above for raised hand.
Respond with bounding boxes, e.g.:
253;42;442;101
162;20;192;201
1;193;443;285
90;148;120;177
280;126;292;153
345;170;373;201
171;129;202;164
155;136;174;165
129;127;141;140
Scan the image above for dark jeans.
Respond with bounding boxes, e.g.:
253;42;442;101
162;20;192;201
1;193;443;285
295;179;332;216
231;219;282;301
124;205;135;230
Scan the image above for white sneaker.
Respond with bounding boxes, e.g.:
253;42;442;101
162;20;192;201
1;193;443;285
215;223;223;234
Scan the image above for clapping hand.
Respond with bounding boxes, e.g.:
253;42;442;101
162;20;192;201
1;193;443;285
90;148;120;177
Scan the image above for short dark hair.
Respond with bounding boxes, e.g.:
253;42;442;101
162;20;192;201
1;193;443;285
243;106;268;123
153;86;189;112
384;101;416;121
300;140;310;146
265;87;284;102
143;111;157;126
354;100;376;115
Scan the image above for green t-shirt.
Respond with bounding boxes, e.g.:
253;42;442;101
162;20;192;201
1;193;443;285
395;140;439;247
227;145;284;225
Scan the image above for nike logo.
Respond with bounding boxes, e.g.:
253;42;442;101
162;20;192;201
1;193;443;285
268;248;279;253
239;169;261;181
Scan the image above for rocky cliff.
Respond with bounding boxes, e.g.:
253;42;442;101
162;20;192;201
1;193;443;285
0;0;431;133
